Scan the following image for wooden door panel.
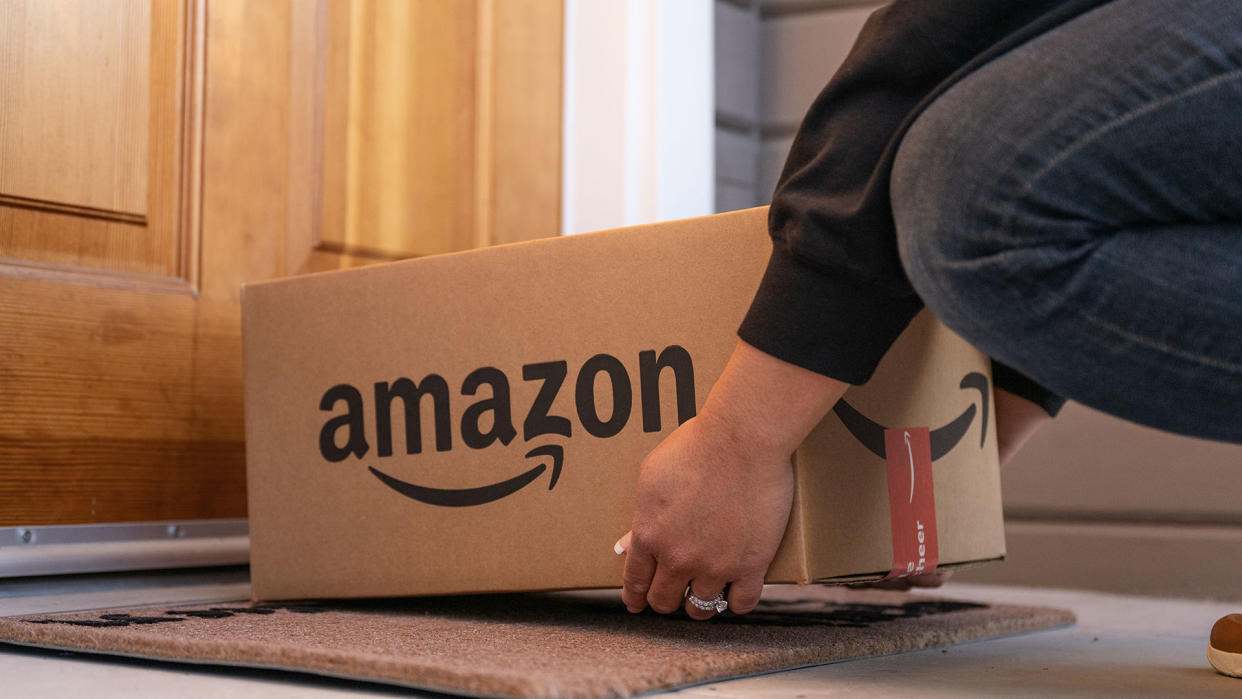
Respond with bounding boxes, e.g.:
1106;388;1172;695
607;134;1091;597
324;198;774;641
0;0;193;281
0;0;561;529
316;0;563;262
0;0;149;215
325;0;480;258
0;277;245;525
487;0;563;246
0;0;221;527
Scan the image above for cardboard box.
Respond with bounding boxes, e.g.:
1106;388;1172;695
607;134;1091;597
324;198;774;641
242;207;1004;600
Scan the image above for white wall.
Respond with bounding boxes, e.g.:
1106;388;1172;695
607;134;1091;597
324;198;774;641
561;0;714;235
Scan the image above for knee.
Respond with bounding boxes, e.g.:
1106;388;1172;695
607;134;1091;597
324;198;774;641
890;93;1080;366
891;101;1006;340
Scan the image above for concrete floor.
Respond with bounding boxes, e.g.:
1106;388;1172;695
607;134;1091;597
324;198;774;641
1;569;1239;698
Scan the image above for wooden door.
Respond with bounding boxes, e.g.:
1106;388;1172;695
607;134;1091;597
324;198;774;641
0;0;561;528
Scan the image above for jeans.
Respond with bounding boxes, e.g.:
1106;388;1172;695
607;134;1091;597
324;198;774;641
891;0;1242;444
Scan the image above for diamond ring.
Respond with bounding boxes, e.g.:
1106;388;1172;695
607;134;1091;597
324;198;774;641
687;591;728;613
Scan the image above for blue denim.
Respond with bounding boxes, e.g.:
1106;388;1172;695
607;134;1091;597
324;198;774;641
891;0;1242;443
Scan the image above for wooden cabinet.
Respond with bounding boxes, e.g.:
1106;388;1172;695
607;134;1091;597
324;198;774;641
0;0;562;527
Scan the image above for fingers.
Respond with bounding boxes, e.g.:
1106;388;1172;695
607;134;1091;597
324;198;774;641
620;537;657;613
908;571;952;588
725;575;764;615
684;578;729;620
646;565;691;615
618;530;721;617
613;531;632;556
617;530;767;620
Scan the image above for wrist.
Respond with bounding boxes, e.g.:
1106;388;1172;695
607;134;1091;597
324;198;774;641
995;387;1052;466
698;340;850;460
694;400;789;466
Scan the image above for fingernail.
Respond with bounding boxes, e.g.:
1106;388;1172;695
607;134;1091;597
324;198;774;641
613;539;626;555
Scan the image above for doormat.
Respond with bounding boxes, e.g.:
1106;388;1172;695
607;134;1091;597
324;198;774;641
0;586;1073;698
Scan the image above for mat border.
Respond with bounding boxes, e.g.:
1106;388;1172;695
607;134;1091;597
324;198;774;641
0;615;1076;699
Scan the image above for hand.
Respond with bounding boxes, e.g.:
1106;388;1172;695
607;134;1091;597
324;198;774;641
616;341;849;619
995;387;1053;467
618;410;795;619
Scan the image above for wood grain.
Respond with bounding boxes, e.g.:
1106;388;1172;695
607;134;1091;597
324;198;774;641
0;0;149;215
314;0;562;259
0;275;244;525
0;439;246;526
330;0;479;257
484;0;563;246
0;0;196;281
1;0;563;527
0;0;227;527
197;0;291;300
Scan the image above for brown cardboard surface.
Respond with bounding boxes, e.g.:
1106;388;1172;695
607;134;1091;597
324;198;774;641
795;311;1004;582
242;207;1003;600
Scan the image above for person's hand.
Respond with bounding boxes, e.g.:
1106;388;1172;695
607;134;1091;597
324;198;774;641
617;410;795;619
994;387;1053;467
615;340;850;620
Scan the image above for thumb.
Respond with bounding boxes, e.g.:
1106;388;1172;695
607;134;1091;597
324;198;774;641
614;530;633;555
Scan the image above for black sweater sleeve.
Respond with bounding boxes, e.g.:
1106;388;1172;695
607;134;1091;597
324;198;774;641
738;0;1103;415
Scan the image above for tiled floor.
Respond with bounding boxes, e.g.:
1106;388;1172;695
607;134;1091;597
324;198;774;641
1;570;1239;697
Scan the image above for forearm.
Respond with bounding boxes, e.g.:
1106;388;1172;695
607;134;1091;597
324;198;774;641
705;343;1052;468
699;340;849;461
742;0;1108;386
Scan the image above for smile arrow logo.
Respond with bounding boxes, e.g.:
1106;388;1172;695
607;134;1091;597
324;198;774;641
833;372;989;460
368;444;564;508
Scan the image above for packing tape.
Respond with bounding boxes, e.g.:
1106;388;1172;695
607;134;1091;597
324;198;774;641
882;427;938;579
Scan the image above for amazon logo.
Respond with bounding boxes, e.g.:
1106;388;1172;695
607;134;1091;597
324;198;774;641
833;372;989;459
317;347;696;507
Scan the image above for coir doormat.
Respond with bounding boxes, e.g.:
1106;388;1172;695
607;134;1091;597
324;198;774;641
0;586;1073;698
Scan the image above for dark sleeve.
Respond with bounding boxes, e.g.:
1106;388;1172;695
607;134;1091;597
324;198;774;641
738;0;1104;393
992;360;1067;416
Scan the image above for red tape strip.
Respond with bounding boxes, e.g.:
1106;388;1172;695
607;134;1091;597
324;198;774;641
883;427;938;579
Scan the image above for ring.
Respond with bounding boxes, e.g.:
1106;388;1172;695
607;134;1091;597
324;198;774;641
687;591;728;613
